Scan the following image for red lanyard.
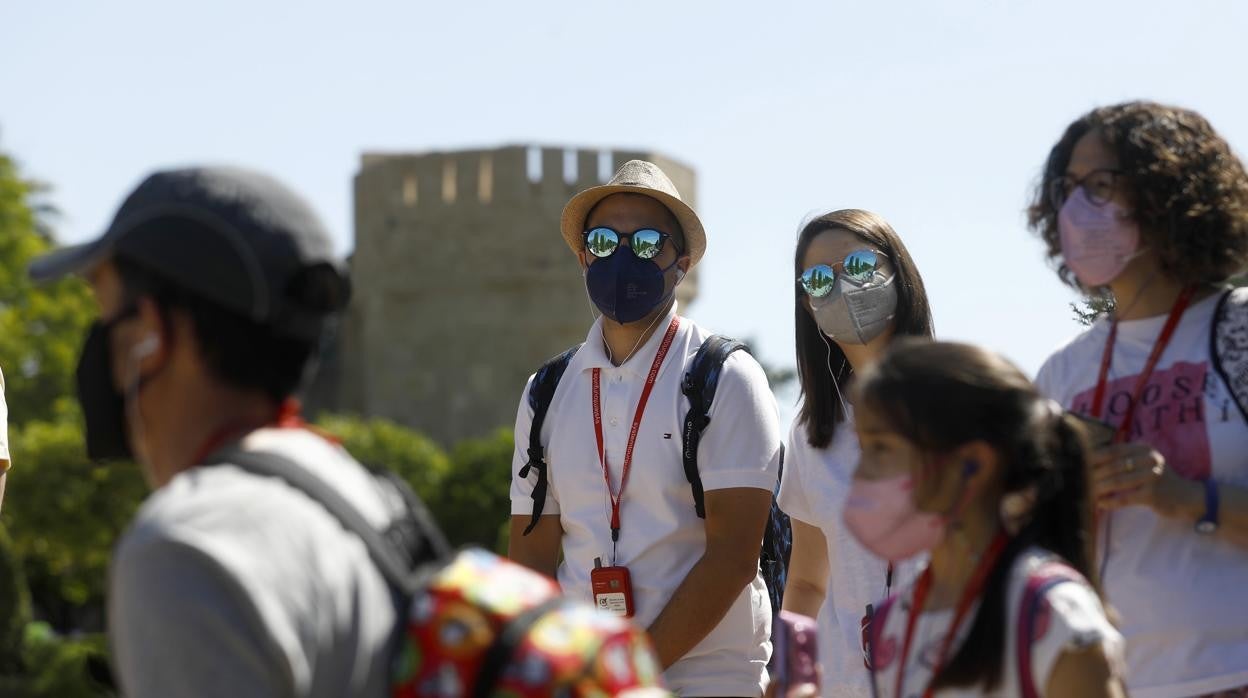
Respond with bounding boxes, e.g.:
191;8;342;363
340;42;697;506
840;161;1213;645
1090;286;1196;442
190;398;330;464
591;317;681;554
895;532;1009;698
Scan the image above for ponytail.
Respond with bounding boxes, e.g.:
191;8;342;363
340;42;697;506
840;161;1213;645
932;403;1098;691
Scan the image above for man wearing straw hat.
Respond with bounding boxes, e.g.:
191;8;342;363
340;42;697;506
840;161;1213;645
509;160;782;696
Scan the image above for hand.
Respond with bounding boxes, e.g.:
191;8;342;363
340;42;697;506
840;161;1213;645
1089;442;1201;520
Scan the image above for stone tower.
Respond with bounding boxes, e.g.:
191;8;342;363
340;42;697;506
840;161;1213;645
332;146;699;445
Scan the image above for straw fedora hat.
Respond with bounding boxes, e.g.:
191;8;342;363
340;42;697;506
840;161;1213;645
560;160;706;267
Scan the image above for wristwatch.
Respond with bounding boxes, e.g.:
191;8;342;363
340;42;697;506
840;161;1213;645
1195;479;1220;535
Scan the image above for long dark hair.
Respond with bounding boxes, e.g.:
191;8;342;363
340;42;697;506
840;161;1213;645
1027;100;1248;287
856;340;1101;692
794;209;934;448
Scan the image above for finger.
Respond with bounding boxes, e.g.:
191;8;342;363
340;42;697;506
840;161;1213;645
1092;454;1164;494
1093;471;1153;500
1090;454;1153;485
1090;444;1158;476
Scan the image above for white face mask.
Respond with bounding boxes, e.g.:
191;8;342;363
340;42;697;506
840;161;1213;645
810;272;898;345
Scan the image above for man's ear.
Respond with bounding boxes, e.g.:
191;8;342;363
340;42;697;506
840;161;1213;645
677;255;691;275
577;249;591;272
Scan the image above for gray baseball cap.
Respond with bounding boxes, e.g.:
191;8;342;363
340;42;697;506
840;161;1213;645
30;166;350;340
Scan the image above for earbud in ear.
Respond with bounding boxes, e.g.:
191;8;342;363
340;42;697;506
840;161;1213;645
133;334;160;359
962;459;980;477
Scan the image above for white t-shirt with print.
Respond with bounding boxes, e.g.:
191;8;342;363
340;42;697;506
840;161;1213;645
778;412;920;698
869;547;1124;698
1035;290;1248;698
510;303;783;697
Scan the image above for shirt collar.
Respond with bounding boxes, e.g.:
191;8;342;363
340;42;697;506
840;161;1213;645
568;301;682;379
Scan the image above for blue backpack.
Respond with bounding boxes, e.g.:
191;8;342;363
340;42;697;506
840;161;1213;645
516;335;793;617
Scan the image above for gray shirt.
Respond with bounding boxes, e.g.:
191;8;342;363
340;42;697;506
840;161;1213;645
109;428;401;698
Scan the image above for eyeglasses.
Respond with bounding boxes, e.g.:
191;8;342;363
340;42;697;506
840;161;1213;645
1048;169;1123;209
583;226;674;260
798;249;885;298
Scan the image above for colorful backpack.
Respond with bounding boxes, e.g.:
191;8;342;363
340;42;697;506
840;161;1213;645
221;449;669;697
517;336;793;617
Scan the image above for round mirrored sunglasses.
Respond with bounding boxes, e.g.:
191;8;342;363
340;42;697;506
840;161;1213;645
798;249;884;298
583;227;672;260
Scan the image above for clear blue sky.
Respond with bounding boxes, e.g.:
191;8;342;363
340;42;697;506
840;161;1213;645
5;1;1247;418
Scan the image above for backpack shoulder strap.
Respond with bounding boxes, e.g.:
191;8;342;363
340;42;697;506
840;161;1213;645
680;335;750;519
1210;286;1248;425
517;343;583;535
218;449;449;597
1016;562;1084;698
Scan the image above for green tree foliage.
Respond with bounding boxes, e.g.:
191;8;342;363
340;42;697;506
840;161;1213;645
4;421;146;629
1072;294;1116;326
317;414;451;500
318;415;513;552
440;428;513;552
0;523;32;670
0;525;116;697
0;151;96;428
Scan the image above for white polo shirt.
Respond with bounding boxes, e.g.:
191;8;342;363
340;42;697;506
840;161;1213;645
511;303;783;697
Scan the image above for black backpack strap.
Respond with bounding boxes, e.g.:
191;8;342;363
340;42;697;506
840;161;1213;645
216;449;449;597
472;596;568;697
518;343;582;536
680;335;749;518
1210;286;1248;425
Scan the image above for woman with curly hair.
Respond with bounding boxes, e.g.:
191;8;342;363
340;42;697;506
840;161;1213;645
1029;101;1248;698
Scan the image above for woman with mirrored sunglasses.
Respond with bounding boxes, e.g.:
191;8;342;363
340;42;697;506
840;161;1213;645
777;209;934;697
1029;101;1248;698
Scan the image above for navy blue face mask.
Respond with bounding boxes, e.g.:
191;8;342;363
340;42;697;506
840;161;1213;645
585;246;682;324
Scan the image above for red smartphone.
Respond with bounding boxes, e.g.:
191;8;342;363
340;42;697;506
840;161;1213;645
591;560;634;618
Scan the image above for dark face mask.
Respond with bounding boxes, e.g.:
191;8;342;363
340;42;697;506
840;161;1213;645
585;247;682;324
75;309;137;461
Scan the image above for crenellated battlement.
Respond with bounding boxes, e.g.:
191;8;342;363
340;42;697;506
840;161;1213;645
356;145;695;210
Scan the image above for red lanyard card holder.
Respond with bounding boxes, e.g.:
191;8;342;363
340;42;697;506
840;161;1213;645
591;557;635;618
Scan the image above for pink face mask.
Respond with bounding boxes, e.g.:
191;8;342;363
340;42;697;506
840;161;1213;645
842;474;946;562
1058;187;1141;287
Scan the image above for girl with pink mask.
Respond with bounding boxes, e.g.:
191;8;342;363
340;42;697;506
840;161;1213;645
851;340;1126;698
779;210;934;697
1030;102;1248;698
